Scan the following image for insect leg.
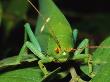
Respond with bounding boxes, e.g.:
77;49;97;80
16;23;54;76
16;40;53;75
16;23;52;63
38;60;49;76
74;39;93;75
73;29;78;43
74;38;89;56
16;41;51;63
24;23;41;51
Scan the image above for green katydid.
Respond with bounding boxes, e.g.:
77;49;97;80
0;0;91;78
16;0;91;76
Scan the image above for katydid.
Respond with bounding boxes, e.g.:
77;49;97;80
14;0;91;76
0;0;91;77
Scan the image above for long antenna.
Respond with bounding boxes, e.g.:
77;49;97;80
27;0;43;18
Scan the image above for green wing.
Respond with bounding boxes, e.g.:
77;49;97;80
35;0;73;55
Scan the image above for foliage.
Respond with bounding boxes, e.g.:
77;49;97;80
0;67;44;82
91;37;110;81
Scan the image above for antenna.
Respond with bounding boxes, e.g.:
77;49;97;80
27;0;43;18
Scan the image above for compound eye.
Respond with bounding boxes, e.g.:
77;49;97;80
55;48;61;54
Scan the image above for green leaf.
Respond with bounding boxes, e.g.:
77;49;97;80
0;54;37;69
91;37;110;81
0;67;44;82
91;63;110;82
0;66;62;82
